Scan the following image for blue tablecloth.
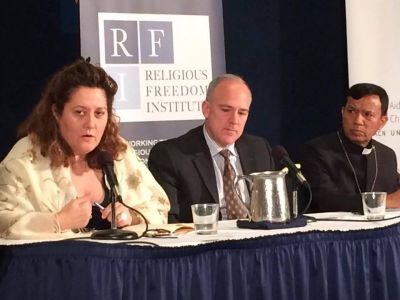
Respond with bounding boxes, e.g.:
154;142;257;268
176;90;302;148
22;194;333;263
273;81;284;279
1;223;400;300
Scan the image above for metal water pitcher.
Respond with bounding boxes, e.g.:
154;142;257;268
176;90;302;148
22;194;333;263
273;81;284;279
236;169;291;223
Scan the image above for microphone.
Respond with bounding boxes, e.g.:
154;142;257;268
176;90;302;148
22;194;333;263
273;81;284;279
91;150;138;240
272;145;307;184
97;150;121;201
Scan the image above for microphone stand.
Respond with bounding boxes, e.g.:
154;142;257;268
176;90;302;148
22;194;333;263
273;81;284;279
300;181;313;215
91;192;139;240
292;181;299;219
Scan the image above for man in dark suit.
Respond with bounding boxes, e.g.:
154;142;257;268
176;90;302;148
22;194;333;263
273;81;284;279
148;74;274;223
300;83;400;213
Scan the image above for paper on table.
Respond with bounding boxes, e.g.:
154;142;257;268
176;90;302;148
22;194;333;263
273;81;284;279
125;223;195;236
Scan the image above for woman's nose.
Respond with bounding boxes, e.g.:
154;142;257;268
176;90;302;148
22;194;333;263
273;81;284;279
84;113;96;128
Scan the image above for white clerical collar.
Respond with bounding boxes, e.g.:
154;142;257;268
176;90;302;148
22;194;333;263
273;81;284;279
362;147;374;155
339;130;374;155
203;125;237;157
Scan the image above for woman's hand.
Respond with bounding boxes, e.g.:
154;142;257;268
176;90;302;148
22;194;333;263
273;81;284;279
101;202;141;227
57;193;92;230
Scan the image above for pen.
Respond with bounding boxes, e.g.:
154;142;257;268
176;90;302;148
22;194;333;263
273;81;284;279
94;202;105;210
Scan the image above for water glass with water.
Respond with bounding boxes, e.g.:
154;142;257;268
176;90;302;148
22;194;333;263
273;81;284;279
191;203;219;234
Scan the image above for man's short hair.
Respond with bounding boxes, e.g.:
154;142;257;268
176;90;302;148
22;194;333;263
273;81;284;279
206;74;252;101
346;83;389;115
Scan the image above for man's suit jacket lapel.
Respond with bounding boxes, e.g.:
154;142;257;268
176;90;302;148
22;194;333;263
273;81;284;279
193;151;219;203
190;127;219;203
236;136;257;175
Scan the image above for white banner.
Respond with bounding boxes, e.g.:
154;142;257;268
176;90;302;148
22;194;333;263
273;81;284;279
79;0;225;161
98;13;212;122
346;0;400;169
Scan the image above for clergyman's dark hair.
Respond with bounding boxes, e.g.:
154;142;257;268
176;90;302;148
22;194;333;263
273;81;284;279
346;83;389;115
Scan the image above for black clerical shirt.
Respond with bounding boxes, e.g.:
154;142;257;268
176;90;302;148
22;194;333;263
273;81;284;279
300;131;399;213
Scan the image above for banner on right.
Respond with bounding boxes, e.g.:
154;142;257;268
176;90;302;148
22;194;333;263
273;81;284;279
346;0;400;169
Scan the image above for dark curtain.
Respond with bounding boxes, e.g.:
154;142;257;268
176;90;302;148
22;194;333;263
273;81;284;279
223;0;347;160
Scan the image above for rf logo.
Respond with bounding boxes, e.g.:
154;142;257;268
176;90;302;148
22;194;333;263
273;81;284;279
103;20;174;64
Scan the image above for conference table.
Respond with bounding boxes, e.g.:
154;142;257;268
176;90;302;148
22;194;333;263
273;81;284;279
1;212;400;300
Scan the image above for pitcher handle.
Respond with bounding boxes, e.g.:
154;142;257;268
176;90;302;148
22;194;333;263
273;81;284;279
234;175;252;203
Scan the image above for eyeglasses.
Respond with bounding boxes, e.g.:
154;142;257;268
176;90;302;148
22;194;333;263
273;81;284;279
144;228;175;238
144;226;194;238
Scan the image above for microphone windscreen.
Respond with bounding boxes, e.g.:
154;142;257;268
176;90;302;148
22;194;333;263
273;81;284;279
97;150;114;167
271;145;289;161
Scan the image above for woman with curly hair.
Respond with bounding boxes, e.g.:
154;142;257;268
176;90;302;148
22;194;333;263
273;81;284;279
0;59;169;238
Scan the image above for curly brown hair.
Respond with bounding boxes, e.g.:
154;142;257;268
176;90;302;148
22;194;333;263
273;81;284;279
18;58;127;168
